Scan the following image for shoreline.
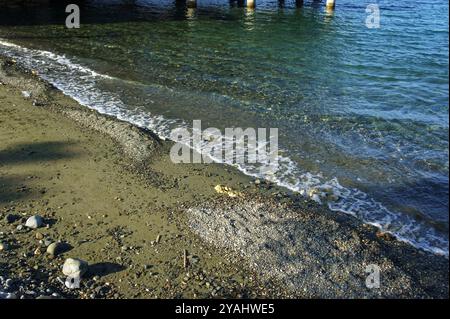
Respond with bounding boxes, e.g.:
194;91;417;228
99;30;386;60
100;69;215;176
0;54;449;298
1;37;447;258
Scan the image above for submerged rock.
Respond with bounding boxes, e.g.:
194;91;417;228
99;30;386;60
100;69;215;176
25;215;43;229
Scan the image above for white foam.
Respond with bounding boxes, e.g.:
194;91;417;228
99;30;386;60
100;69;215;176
1;39;447;257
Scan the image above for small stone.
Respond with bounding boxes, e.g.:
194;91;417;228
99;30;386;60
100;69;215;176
94;286;109;295
21;91;31;98
5;278;14;288
190;255;200;264
376;231;396;241
0;242;8;251
25;215;44;229
33;100;45;107
46;242;67;256
5;214;18;224
34;247;41;255
16;225;23;231
35;232;44;240
6;293;17;299
62;258;88;277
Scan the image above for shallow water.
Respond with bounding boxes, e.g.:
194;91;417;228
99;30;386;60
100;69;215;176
0;0;448;255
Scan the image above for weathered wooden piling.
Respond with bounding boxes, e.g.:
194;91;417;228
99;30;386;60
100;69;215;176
326;0;335;9
187;0;197;8
247;0;255;8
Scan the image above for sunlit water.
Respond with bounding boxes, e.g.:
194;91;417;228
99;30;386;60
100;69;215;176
0;0;448;255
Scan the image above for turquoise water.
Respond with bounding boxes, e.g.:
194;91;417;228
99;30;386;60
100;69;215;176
0;0;448;255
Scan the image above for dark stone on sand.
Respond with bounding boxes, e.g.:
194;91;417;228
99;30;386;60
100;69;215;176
5;214;19;224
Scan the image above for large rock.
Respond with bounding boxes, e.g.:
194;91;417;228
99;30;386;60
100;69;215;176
62;258;88;278
25;215;43;229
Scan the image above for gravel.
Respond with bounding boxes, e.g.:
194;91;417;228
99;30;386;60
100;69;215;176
188;195;449;298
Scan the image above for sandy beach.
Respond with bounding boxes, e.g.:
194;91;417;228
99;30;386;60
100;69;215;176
0;55;448;299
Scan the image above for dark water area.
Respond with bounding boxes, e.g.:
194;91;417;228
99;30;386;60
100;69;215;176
0;0;448;255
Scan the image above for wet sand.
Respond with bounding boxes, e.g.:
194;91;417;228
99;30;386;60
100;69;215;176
0;56;448;299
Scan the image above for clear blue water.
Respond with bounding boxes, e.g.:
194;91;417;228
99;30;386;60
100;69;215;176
0;0;448;255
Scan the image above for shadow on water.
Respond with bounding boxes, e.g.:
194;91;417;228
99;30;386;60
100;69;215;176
0;141;79;203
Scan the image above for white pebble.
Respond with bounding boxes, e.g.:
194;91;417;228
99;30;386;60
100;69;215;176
25;215;44;229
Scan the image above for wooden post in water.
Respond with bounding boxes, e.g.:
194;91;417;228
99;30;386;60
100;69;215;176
326;0;335;9
296;0;304;8
187;0;197;8
247;0;255;8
